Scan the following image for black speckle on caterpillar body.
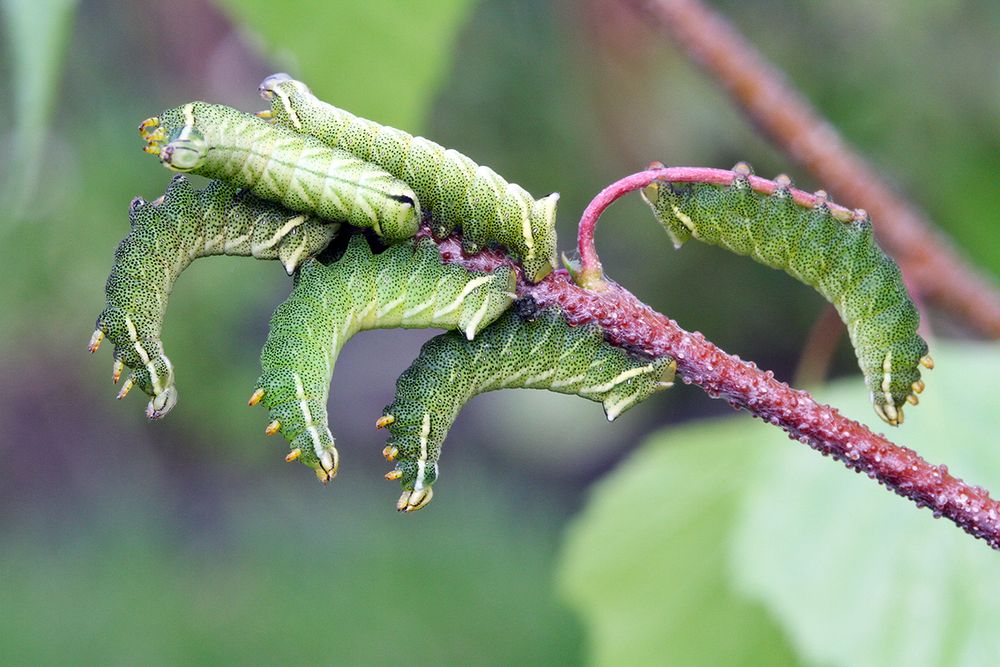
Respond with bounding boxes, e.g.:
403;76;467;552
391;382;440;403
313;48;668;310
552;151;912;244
139;101;421;240
257;73;559;282
254;234;516;482
641;173;929;425
380;309;675;511
92;175;337;419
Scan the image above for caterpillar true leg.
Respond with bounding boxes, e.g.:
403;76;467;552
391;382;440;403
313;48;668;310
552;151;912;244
253;234;516;482
380;308;675;511
92;175;337;418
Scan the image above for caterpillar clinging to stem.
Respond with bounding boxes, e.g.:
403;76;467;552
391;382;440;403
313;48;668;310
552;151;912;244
378;307;676;512
252;234;516;483
89;175;338;419
257;73;560;282
138;101;420;240
640;163;931;425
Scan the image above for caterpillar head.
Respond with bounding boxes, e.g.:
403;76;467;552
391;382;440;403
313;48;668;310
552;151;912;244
258;72;311;101
257;72;313;130
145;385;178;419
160;127;208;172
139;103;210;172
93;306;179;420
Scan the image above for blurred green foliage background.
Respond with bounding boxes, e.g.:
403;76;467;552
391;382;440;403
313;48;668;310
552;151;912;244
1;0;998;664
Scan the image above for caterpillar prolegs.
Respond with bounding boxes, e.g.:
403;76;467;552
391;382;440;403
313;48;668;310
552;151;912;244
90;175;337;418
258;73;560;282
138;101;420;240
640;165;931;425
252;234;516;482
379;308;676;511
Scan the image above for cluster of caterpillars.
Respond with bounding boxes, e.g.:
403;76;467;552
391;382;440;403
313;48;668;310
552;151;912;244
91;74;674;511
91;74;930;511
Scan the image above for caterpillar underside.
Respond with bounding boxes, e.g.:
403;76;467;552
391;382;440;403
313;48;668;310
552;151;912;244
642;165;931;425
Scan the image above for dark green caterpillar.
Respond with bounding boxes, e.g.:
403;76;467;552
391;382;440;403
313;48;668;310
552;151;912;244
258;73;559;282
252;234;516;483
379;308;676;511
90;175;337;419
138;102;420;240
641;166;930;425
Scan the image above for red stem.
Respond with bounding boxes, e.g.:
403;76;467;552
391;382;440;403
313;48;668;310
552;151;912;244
431;202;1000;550
526;274;1000;550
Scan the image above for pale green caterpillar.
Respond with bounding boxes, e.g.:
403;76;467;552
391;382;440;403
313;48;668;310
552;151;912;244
252;234;516;483
378;307;676;512
641;166;931;425
258;73;560;282
90;174;338;419
138;101;420;240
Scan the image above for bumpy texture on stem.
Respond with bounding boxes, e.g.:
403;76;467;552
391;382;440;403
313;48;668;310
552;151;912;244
626;0;1000;337
254;234;515;483
91;174;337;419
435;234;1000;551
380;307;675;510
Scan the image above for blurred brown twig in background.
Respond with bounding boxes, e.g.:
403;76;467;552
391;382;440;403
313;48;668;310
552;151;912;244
626;0;1000;337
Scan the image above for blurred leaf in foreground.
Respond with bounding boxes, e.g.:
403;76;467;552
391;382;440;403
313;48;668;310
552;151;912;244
733;342;1000;667
557;421;802;666
558;341;1000;665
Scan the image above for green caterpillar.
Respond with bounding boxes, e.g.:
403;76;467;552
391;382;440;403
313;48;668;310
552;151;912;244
379;307;676;511
641;165;931;425
138;102;420;240
252;234;516;483
258;73;560;282
90;175;337;419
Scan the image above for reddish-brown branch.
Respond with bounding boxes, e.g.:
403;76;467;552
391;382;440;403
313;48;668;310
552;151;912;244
434;230;1000;550
625;0;1000;337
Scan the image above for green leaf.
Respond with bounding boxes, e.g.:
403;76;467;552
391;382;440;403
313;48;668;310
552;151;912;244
557;419;803;666
213;0;477;130
559;341;1000;666
0;0;78;219
732;342;1000;667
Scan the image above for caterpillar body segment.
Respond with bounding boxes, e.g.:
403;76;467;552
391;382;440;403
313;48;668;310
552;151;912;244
254;235;516;482
258;73;559;282
641;174;929;425
93;175;337;419
380;308;676;511
139;101;420;240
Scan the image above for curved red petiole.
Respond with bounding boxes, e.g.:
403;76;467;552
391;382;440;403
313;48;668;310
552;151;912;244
576;166;860;288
